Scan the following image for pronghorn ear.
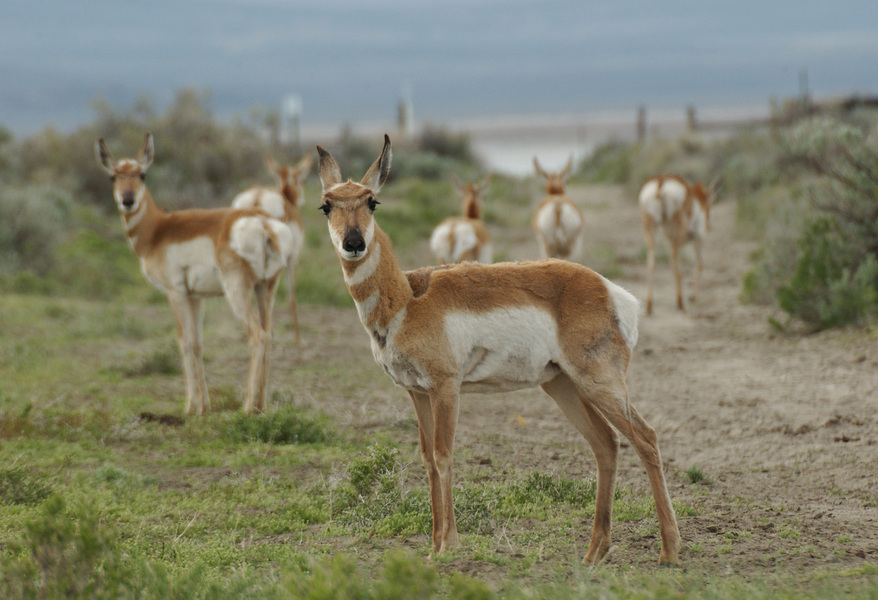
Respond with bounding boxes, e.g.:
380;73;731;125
450;174;463;192
95;139;116;176
361;134;392;192
138;132;155;172
533;157;548;179
477;174;491;194
294;152;312;178
560;154;574;180
265;155;283;180
316;145;342;192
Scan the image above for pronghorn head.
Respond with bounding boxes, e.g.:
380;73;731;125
533;154;573;196
451;174;490;220
267;153;312;207
316;134;392;262
95;132;154;214
693;177;722;231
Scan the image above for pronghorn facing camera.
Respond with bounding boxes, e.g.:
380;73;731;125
95;133;293;415
316;135;681;565
533;155;584;260
638;174;719;315
232;153;312;342
429;175;492;264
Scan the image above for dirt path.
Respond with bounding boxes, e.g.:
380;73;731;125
288;183;878;576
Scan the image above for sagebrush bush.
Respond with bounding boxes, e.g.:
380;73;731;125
0;184;74;276
767;118;878;329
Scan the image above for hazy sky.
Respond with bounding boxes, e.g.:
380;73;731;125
2;0;877;135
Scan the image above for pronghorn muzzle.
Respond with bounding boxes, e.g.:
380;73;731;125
342;229;366;255
121;191;136;209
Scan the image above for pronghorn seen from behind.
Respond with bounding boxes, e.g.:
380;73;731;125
95;133;293;415
429;175;492;264
639;174;719;315
232;153;312;343
316;134;681;565
533;155;584;260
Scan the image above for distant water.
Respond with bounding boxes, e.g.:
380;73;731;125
302;103;772;177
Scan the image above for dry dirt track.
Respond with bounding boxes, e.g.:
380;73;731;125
284;183;878;576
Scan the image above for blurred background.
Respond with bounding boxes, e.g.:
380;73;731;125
3;0;877;173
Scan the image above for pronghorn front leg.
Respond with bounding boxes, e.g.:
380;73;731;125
168;293;210;415
429;380;461;552
408;390;444;553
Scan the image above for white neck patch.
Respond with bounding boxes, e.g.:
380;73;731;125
344;242;381;287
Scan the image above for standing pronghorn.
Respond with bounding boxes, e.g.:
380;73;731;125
316;135;681;565
429;176;492;264
95;133;293;415
639;174;719;315
232;154;311;343
533;155;584;260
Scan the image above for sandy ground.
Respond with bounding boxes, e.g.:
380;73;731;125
279;183;878;576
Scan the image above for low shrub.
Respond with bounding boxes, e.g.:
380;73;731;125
223;404;337;445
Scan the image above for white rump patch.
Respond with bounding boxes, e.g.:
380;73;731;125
230;216;292;279
600;275;639;350
429;221;478;263
232;188;285;220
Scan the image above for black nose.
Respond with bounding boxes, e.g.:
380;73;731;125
342;232;366;254
122;193;135;208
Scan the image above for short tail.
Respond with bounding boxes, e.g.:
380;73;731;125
230;216;293;279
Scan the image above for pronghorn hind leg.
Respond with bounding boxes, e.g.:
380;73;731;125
222;274;269;414
690;238;703;304
569;365;681;565
408;390;444;553
541;373;619;564
252;276;280;412
643;217;657;315
670;242;684;312
286;261;300;344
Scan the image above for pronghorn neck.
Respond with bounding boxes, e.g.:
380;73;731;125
339;225;412;335
120;189;163;257
464;196;481;220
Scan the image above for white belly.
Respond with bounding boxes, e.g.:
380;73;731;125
153;237;224;296
446;307;562;393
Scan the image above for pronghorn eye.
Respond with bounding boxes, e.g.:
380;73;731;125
109;175;116;182
319;202;331;216
367;198;380;212
139;173;146;181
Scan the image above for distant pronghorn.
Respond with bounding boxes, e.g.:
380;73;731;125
95;133;293;415
638;174;720;315
533;155;583;260
315;134;681;565
429;176;492;264
232;154;311;343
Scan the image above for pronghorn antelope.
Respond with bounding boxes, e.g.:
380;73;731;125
232;153;312;343
429;175;492;264
95;133;293;415
532;155;584;260
316;135;681;565
638;174;719;315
